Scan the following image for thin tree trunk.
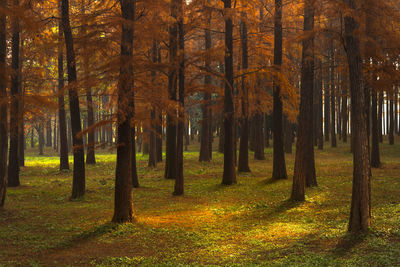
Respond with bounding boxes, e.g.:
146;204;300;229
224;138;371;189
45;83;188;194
165;0;178;180
58;6;69;170
378;91;383;142
174;1;184;195
199;9;212;162
0;0;7;206
238;13;250;172
8;0;20;187
62;0;85;199
389;90;394;145
272;0;287;180
222;0;236;185
112;0;135;223
330;41;337;148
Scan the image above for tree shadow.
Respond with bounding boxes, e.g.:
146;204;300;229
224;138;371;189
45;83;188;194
331;232;368;257
55;222;118;249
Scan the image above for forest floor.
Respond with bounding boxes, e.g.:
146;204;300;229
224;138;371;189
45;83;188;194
1;138;400;266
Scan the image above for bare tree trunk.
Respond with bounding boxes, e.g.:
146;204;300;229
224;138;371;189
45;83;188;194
174;1;184;195
8;0;20;187
0;0;7;206
164;0;178;180
238;12;250;172
272;0;287;180
199;8;212;162
344;0;371;232
62;0;85;199
112;0;135;223
58;4;69;170
222;0;236;185
292;1;316;201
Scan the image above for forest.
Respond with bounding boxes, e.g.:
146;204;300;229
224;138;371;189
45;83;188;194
1;0;400;266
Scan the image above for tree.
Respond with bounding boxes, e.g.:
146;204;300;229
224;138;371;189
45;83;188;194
58;0;69;171
291;0;316;201
0;0;7;206
221;0;236;185
344;0;371;232
272;0;287;180
112;0;136;223
165;0;178;180
62;0;85;199
199;3;212;163
238;9;250;173
8;0;21;187
174;0;184;195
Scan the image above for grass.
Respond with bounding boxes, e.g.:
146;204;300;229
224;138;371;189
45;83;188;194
1;137;400;266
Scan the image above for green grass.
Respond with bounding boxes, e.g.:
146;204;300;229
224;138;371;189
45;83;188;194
1;138;400;266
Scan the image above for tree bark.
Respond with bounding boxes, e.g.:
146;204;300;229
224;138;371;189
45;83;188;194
222;0;236;185
112;0;136;223
164;0;178;180
272;0;287;180
8;0;20;187
238;13;250;172
0;0;7;206
330;41;337;148
344;0;371;232
62;0;85;199
58;1;69;170
371;90;381;168
174;1;184;195
292;1;316;201
199;8;212;163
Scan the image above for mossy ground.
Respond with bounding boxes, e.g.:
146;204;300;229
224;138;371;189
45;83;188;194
1;138;400;266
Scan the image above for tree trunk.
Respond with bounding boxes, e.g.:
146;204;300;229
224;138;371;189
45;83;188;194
378;91;383;142
371;90;381;168
62;0;85;199
344;1;371;232
389;91;394;145
38;123;44;155
131;127;139;188
8;0;20;187
199;10;212;162
156;112;162;162
165;0;178;180
58;5;69;170
316;59;324;150
292;1;316;201
0;0;7;206
112;0;136;223
330;41;337;148
272;0;287;180
174;2;184;195
238;13;250;172
46;118;52;147
222;0;236;185
148;40;158;168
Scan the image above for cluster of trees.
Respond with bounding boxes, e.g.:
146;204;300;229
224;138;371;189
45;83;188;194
0;0;399;234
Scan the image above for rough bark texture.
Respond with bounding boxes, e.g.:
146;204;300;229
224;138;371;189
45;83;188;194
58;0;69;171
272;0;287;180
62;0;85;199
329;42;337;148
8;0;20;187
199;10;212;162
371;90;381;168
164;0;178;180
112;0;135;223
344;0;371;232
0;0;7;206
174;2;184;195
238;14;250;172
222;0;236;185
292;2;316;201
